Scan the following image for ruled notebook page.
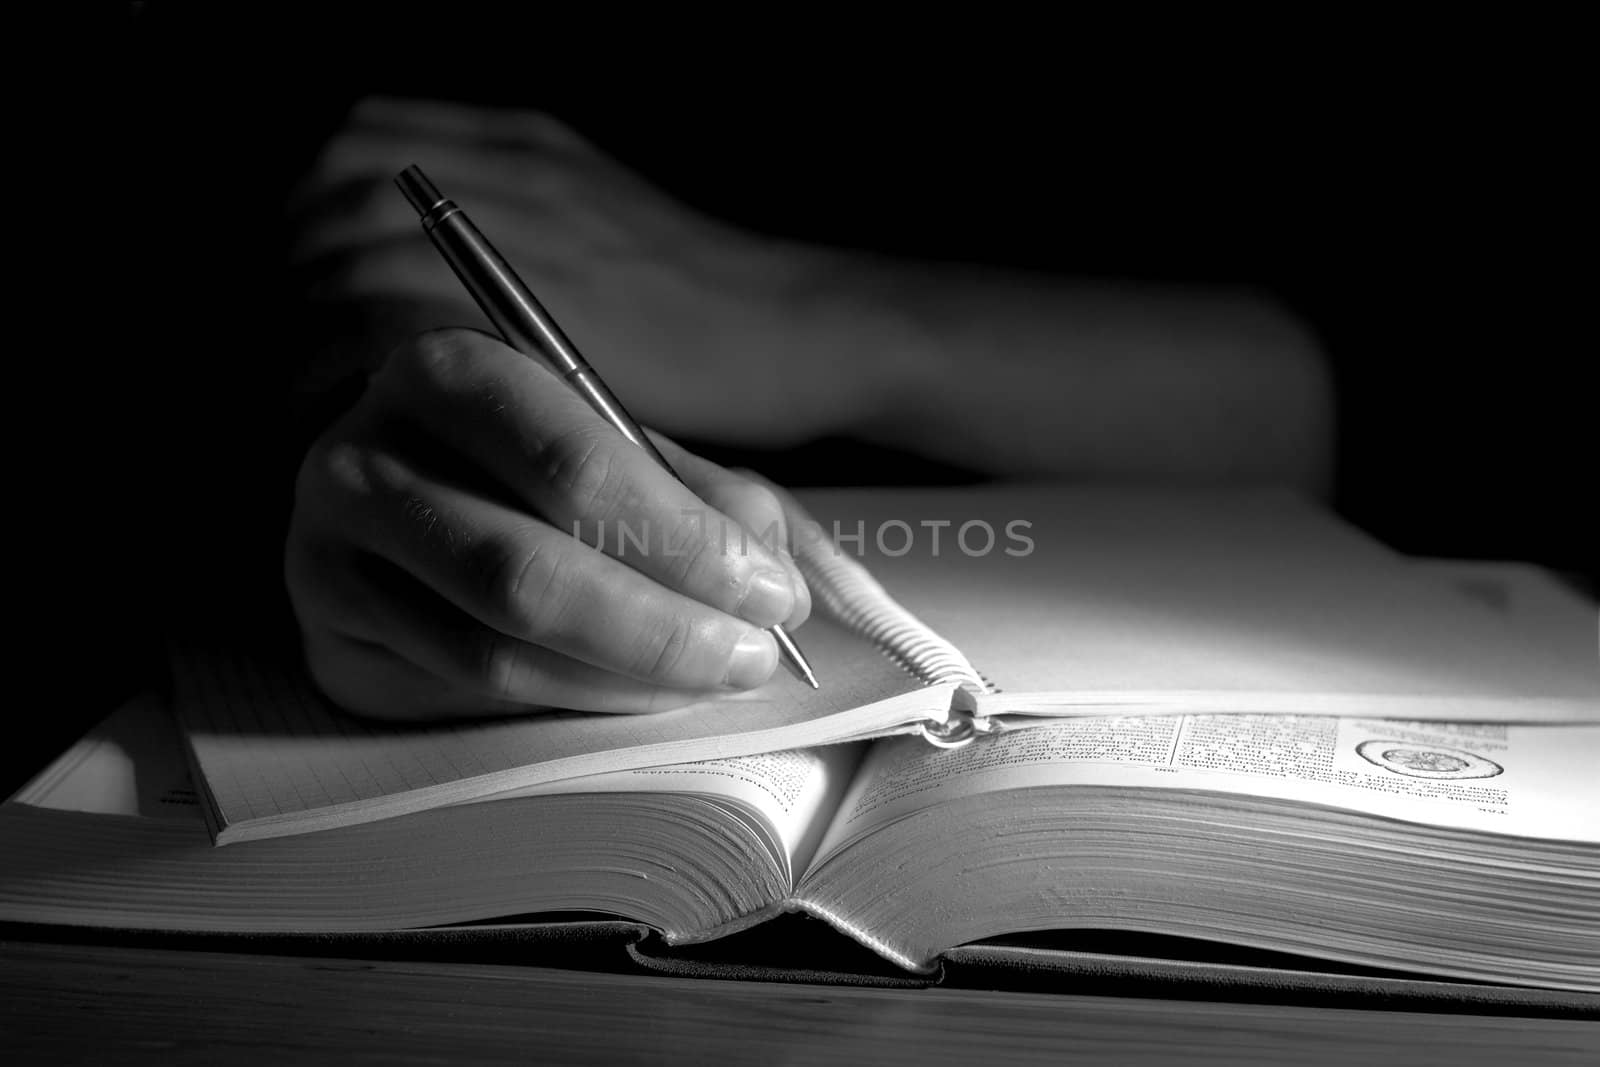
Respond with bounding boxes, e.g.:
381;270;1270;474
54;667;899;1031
174;615;945;844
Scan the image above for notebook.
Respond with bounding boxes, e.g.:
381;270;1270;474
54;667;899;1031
172;487;1600;843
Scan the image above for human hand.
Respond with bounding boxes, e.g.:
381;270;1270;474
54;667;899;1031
288;95;895;446
285;328;813;720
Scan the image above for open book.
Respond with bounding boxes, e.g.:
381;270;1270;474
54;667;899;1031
173;488;1600;843
5;693;1598;992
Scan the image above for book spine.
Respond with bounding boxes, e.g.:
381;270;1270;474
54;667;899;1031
794;535;998;747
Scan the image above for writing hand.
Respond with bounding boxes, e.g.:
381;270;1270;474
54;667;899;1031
286;328;811;720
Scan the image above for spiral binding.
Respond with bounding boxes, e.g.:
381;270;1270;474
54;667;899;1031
794;535;1000;748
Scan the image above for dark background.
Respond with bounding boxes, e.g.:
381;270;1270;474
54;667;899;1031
20;7;1590;780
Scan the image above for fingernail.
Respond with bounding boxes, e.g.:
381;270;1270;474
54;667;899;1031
737;569;795;626
725;631;778;689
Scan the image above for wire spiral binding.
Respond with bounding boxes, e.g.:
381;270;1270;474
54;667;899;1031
794;535;999;747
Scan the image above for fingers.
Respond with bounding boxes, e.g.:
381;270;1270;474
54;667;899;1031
367;330;806;628
292;549;728;717
287;165;575;280
293;96;595;212
285;102;594;269
288;97;708;273
286;148;634;307
290;191;598;304
298;433;781;692
290;130;579;246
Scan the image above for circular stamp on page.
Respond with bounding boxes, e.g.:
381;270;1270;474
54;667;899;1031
1356;740;1504;780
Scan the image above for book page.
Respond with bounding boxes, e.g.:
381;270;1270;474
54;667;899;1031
175;614;948;843
795;487;1600;720
812;716;1600;867
495;744;863;883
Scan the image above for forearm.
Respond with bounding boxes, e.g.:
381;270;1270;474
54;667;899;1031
797;249;1335;496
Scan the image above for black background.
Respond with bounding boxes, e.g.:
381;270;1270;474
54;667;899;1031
20;7;1592;780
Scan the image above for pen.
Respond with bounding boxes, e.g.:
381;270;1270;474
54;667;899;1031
394;164;820;690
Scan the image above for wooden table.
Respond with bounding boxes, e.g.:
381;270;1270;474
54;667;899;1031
4;939;1597;1065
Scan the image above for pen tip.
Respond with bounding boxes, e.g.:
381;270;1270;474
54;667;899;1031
772;625;820;689
793;652;820;689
